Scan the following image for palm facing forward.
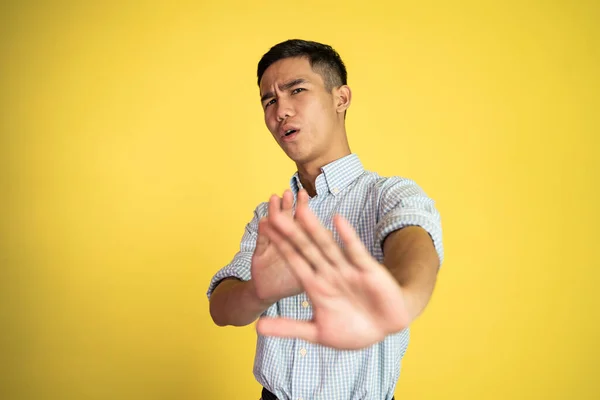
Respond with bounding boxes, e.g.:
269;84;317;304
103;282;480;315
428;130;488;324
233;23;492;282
256;189;410;350
251;190;305;304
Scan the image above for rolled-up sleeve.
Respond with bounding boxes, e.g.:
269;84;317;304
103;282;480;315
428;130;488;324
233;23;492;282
375;177;444;265
206;202;267;300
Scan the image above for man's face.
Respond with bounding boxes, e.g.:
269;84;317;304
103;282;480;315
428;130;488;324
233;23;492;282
259;57;343;165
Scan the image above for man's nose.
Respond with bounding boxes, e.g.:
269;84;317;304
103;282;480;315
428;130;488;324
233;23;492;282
276;98;294;122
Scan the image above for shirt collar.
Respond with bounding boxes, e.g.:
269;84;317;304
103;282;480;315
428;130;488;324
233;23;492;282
289;154;365;197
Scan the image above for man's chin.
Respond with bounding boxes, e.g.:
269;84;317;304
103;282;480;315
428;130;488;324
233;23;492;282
285;150;311;165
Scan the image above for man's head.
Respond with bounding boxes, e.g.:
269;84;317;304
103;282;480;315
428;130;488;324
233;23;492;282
257;39;352;167
257;39;347;91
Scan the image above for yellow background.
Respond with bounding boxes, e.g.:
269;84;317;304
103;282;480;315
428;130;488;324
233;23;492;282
1;1;598;399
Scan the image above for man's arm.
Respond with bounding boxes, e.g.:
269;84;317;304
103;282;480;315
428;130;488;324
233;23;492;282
253;180;444;349
382;226;440;323
209;278;273;327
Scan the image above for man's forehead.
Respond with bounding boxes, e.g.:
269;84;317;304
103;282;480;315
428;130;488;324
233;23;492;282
260;58;318;89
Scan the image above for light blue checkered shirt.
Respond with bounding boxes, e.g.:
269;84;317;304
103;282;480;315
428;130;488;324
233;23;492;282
207;154;444;400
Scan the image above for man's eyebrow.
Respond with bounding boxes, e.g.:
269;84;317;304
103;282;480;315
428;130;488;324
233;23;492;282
280;78;308;91
260;78;309;103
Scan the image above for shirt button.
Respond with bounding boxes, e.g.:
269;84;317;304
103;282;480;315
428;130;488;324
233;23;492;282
302;300;309;308
332;187;339;194
299;348;307;356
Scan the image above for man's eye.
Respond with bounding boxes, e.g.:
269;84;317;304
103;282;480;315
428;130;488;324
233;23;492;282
265;99;276;108
292;88;305;94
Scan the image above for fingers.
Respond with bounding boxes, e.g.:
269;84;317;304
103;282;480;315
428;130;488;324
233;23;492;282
264;189;369;278
334;214;371;269
261;217;316;284
265;189;353;273
269;188;308;218
272;209;349;283
256;317;318;343
297;188;309;208
269;189;300;218
282;189;294;215
268;193;281;218
290;207;347;268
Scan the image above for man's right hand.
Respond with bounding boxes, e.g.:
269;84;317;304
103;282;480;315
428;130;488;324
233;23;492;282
251;189;309;304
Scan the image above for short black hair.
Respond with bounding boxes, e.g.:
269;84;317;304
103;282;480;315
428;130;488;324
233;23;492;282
257;39;347;91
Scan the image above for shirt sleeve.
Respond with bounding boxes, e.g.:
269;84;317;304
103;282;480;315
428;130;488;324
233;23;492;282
375;177;444;265
206;202;268;300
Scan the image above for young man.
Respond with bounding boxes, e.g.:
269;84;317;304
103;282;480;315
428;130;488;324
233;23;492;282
207;39;444;400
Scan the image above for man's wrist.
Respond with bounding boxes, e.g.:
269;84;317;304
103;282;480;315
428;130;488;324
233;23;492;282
246;279;278;311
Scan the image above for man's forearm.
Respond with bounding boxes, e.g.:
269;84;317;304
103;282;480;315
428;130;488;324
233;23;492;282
383;226;440;322
209;278;274;327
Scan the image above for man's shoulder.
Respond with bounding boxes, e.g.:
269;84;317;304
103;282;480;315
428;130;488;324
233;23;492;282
357;170;421;192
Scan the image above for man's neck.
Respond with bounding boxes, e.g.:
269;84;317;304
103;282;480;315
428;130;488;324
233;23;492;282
296;151;351;197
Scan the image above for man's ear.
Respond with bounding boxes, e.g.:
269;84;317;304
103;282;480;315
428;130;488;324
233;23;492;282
335;85;352;114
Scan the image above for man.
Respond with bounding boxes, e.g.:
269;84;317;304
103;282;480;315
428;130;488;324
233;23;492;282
207;39;444;400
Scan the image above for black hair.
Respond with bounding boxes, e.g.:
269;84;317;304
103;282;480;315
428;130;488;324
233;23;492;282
257;39;347;91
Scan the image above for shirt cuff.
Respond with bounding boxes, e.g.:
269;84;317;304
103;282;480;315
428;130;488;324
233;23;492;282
206;256;253;300
375;210;444;265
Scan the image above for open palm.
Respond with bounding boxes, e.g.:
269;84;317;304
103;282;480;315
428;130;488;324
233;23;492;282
251;190;304;304
256;190;410;350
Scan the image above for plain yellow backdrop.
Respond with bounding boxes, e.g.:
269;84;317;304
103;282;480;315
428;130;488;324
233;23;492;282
1;1;598;399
